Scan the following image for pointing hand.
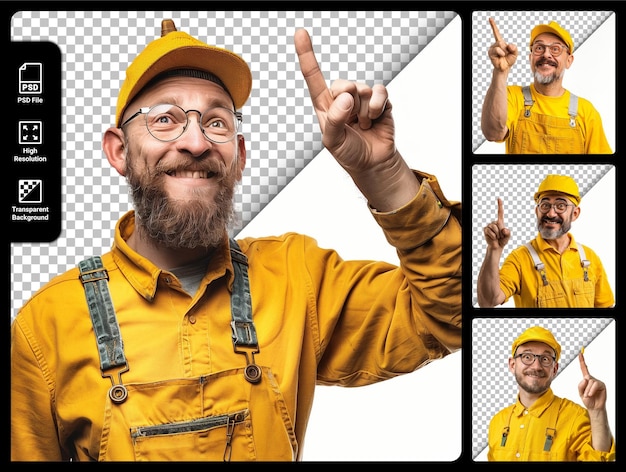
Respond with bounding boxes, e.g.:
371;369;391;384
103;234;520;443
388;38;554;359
487;18;518;73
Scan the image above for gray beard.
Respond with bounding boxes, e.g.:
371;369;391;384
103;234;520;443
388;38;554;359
125;154;239;250
533;69;564;85
537;218;571;240
538;226;564;240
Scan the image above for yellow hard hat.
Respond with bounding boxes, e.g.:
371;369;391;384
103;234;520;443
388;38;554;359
116;19;252;127
533;174;581;206
530;21;574;54
511;326;561;362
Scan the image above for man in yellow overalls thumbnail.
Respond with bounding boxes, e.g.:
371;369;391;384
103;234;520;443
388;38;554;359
481;18;612;154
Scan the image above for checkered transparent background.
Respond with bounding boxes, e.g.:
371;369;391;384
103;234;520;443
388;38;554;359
10;10;456;321
471;164;614;306
472;317;614;459
470;11;614;152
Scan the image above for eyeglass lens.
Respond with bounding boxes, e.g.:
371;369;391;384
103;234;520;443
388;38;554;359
518;353;554;367
146;104;239;143
532;43;566;56
538;202;570;213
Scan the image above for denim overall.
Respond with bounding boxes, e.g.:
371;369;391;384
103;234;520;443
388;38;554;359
78;240;298;461
509;86;585;154
524;241;594;308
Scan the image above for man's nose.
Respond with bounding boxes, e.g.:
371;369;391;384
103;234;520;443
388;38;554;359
178;111;213;153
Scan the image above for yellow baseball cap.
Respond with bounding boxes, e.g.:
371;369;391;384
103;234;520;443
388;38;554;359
511;326;561;362
530;21;574;54
116;19;252;127
533;174;581;206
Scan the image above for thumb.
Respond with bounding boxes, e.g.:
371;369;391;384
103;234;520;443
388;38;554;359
330;92;354;120
323;92;353;148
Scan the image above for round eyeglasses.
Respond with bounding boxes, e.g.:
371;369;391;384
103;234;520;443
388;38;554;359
514;352;555;367
536;202;575;214
121;103;242;143
531;42;568;57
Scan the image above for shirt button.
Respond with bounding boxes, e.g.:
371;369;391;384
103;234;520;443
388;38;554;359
189;315;197;324
516;452;521;458
520;424;525;429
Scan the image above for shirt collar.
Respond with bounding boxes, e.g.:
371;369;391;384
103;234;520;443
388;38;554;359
111;210;234;301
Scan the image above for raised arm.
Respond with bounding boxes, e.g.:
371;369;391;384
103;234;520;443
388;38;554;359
481;18;518;142
477;197;509;307
294;28;419;212
578;352;613;452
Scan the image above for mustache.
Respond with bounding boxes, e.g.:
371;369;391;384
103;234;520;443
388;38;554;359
154;157;232;180
541;216;563;224
523;368;546;377
536;59;558;67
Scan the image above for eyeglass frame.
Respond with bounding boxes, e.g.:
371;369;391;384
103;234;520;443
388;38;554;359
514;352;556;367
531;42;569;57
120;103;243;144
536;201;576;214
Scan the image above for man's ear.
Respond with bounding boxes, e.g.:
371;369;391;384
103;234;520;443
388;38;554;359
236;133;247;178
507;357;516;373
102;127;127;176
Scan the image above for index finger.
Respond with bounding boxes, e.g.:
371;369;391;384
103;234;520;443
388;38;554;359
579;351;591;378
489;17;503;43
294;29;331;110
497;197;505;225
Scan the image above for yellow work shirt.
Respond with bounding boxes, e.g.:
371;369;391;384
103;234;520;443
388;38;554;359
498;84;612;154
499;233;614;308
11;171;462;461
488;389;615;461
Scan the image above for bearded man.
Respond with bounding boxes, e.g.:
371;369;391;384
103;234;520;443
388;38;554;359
480;18;612;154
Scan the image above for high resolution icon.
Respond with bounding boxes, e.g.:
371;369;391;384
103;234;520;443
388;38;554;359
18;121;43;145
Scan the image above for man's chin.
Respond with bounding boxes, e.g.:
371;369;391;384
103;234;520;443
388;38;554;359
540;232;559;240
521;380;549;395
165;186;218;203
534;71;558;85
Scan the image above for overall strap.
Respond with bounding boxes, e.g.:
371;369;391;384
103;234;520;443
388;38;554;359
521;86;576;125
229;238;262;383
524;241;590;285
577;242;590;281
78;256;129;403
543;397;563;452
522;85;534;117
568;93;578;127
78;256;126;370
524;242;548;286
79;241;262;397
500;397;563;454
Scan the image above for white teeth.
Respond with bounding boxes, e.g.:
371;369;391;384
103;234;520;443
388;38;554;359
171;170;208;179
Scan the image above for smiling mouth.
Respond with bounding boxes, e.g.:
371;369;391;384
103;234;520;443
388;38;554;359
166;170;217;179
525;371;544;379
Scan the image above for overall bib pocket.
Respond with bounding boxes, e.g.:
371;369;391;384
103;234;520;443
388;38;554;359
98;367;298;461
